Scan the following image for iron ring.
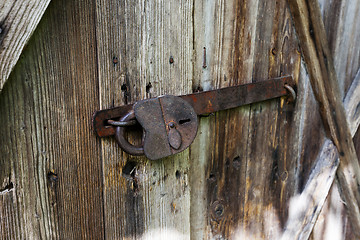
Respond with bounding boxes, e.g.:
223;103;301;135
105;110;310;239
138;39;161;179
284;84;296;102
114;110;144;156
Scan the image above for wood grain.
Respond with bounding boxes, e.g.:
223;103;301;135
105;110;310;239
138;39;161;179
0;0;51;92
319;0;360;98
95;0;194;239
287;0;360;235
190;0;310;238
310;1;360;239
282;68;360;240
1;0;359;239
0;0;105;239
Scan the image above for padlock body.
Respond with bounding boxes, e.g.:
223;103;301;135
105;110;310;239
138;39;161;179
134;95;198;160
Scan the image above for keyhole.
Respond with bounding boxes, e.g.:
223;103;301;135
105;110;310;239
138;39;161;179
179;119;191;124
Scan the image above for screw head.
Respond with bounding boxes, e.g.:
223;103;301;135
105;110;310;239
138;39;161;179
168;122;175;128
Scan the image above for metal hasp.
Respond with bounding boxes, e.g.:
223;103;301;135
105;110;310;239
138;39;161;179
92;76;296;160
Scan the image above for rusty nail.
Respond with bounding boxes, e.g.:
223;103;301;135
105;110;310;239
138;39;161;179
203;47;207;68
169;56;174;64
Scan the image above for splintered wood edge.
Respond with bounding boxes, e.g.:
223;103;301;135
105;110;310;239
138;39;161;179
0;0;51;92
281;68;360;240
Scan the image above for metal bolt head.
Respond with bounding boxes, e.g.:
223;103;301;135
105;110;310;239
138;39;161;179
168;122;175;128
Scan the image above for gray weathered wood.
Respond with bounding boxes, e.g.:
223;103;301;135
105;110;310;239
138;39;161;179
311;1;360;238
0;0;51;92
282;68;360;240
1;0;360;239
0;0;104;239
95;0;193;239
190;0;307;238
319;0;360;98
287;0;360;235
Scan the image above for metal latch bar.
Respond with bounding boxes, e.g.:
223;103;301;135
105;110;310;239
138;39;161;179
93;76;295;138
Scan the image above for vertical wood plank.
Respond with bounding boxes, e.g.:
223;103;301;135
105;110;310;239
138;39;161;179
191;0;259;238
287;0;360;236
95;0;193;238
0;0;51;92
0;0;105;239
311;0;360;239
190;0;307;239
282;68;360;240
319;0;360;97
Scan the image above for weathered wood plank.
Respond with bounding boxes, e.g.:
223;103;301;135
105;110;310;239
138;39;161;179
282;68;360;239
0;0;105;239
309;1;360;239
191;0;304;238
191;0;258;238
319;0;360;98
0;0;51;92
287;0;360;235
310;184;356;240
190;1;256;238
95;0;193;238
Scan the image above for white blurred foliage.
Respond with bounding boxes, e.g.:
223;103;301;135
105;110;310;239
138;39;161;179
140;229;187;240
133;191;345;240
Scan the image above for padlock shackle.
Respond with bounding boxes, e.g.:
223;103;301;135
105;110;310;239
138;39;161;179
114;110;145;156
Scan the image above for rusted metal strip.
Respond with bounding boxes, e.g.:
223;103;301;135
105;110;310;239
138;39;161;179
93;76;294;137
181;76;294;116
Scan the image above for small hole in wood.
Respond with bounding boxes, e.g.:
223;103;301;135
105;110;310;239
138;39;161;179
47;172;58;183
232;156;241;169
121;83;127;91
122;161;136;178
146;82;152;93
208;173;216;182
175;170;181;179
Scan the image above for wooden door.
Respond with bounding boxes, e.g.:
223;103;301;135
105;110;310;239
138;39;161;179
1;0;360;239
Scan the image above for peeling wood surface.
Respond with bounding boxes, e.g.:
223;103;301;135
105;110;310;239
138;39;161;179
0;0;51;92
0;0;360;239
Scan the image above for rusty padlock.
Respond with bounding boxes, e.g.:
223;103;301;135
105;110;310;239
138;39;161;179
93;76;296;160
